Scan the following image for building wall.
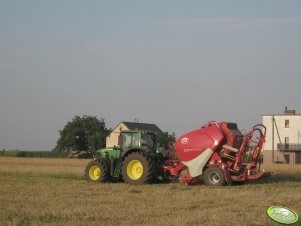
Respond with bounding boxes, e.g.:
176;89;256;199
263;115;301;150
262;150;282;163
296;152;301;164
262;115;301;164
106;123;128;148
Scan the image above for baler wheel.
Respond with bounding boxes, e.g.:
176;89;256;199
203;166;225;186
84;160;110;182
122;152;155;185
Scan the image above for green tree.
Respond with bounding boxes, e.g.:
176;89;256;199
54;115;109;153
157;131;176;149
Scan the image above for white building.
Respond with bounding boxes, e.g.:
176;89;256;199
262;107;301;164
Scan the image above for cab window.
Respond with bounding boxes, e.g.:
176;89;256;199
122;133;139;149
141;133;154;148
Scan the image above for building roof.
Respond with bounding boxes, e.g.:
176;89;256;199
262;107;300;116
122;121;163;133
262;114;301;116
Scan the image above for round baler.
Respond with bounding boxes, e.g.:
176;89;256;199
163;121;271;185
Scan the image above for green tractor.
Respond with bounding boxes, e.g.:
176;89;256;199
84;130;164;184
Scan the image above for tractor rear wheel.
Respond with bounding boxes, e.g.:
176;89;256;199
203;166;225;186
122;152;155;185
84;160;110;182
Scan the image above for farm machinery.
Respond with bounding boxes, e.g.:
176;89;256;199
85;121;271;186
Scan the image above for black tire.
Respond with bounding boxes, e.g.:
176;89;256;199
203;166;225;186
84;160;110;182
122;152;155;185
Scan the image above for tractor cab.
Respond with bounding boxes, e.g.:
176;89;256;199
94;130;157;160
121;130;156;153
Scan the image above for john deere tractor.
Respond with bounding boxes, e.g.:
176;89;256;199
84;130;164;184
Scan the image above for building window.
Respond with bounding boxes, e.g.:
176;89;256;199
285;120;289;128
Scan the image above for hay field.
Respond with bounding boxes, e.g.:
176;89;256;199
0;157;300;226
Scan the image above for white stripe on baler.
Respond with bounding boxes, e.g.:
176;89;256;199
182;148;214;177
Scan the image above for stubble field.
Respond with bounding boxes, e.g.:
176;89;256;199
0;157;300;226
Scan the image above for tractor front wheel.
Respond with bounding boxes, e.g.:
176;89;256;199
84;160;110;182
122;152;155;185
203;166;225;186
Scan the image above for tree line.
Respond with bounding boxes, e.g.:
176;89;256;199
0;150;67;158
54;115;175;153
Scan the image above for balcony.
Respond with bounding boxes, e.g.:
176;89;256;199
277;143;301;151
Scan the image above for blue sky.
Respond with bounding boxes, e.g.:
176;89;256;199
1;0;301;150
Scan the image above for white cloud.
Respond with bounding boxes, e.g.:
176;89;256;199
174;17;301;31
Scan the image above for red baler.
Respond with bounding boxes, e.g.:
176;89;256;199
163;121;271;185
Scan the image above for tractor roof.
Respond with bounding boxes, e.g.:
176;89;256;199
121;122;163;134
